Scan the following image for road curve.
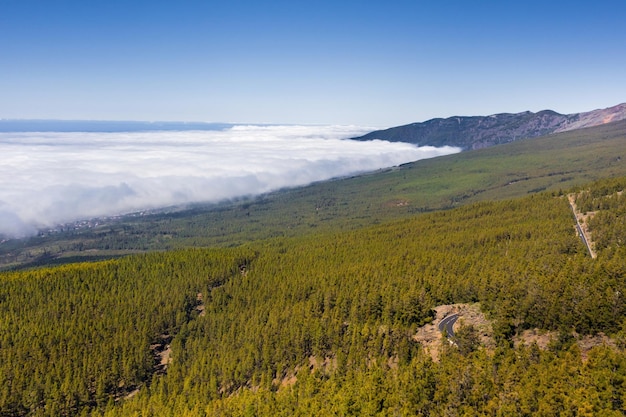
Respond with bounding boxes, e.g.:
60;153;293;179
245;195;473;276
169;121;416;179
438;313;459;339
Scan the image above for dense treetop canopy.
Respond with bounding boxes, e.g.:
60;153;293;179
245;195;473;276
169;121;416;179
1;176;626;416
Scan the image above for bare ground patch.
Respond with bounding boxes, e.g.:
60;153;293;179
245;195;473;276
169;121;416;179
513;328;556;350
383;199;409;208
514;329;618;361
415;303;619;362
414;303;494;361
196;292;206;317
576;333;617;360
151;333;173;375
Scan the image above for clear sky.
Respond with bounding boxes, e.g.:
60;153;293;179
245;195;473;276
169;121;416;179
2;0;625;126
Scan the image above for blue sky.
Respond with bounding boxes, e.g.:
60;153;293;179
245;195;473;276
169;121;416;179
2;0;625;126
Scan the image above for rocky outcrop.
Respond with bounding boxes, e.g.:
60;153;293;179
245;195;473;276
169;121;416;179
555;103;626;133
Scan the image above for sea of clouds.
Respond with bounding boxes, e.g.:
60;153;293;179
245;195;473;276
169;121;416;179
0;125;460;238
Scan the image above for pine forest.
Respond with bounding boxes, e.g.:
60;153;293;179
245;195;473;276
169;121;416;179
2;175;626;416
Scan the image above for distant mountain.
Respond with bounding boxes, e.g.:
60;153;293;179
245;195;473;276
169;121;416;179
354;103;626;150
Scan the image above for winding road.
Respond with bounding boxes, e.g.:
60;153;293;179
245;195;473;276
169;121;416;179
438;313;459;339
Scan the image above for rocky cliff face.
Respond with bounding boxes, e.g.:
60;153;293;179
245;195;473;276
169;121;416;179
354;103;626;150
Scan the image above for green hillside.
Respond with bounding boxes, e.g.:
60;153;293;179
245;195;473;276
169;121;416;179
1;175;626;416
2;119;626;270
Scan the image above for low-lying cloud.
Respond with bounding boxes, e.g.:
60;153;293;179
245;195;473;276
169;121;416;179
0;125;460;238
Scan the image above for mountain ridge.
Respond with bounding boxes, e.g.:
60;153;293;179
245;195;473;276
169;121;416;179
354;102;626;150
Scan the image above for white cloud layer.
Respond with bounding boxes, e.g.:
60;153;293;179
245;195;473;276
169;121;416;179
0;125;460;237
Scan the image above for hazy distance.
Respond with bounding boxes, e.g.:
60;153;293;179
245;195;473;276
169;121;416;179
0;124;460;238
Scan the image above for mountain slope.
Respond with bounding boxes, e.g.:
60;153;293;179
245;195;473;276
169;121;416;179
354;103;626;150
2;119;626;270
3;175;626;416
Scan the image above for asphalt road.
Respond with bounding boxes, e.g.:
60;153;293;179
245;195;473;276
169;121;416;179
568;198;595;258
438;313;459;339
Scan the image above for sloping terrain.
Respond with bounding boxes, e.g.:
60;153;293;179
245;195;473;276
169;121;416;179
3;118;626;270
2;110;626;416
2;176;626;416
555;102;626;133
354;102;626;149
